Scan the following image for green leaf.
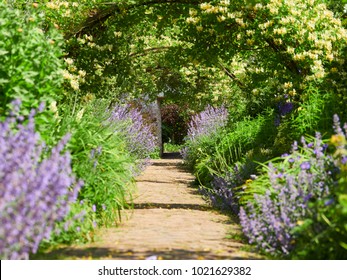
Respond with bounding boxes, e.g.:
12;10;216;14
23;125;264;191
339;242;347;250
0;49;9;55
0;78;9;84
291;219;313;235
339;194;347;215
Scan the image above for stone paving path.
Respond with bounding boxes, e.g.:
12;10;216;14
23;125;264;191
41;155;261;260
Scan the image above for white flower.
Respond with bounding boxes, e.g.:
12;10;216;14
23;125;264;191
76;108;85;122
64;58;74;65
50;101;58;113
70;79;79;90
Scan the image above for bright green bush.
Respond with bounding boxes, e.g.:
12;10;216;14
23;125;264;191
194;110;277;187
290;85;340;139
53;101;137;233
0;3;64;115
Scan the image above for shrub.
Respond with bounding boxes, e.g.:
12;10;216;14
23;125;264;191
0;3;64;114
239;115;347;259
0;101;81;259
161;104;189;145
290;115;347;259
290;85;338;139
181;105;228;168
192;111;276;209
109;104;157;167
53;100;137;231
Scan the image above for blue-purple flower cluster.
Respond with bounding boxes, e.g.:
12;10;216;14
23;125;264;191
200;175;240;214
186;105;228;142
109;104;157;167
275;101;294;126
199;160;251;214
181;105;228;161
239;130;334;256
0;101;82;259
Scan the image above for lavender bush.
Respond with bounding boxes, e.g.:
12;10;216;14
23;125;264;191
199;174;240;214
54;101;137;231
0;101;82;259
239;125;337;256
185;105;228;143
186;111;276;214
181;105;228;164
109;104;157;170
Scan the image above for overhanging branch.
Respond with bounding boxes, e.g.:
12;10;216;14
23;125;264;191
218;61;245;89
66;0;203;39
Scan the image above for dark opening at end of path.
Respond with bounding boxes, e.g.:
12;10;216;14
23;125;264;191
161;152;182;159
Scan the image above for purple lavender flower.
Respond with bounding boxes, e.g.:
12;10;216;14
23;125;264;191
181;105;228;160
300;161;311;170
0;101;82;259
333;114;343;136
324;198;335;206
108;104;157;171
186;105;228;142
239;129;335;256
278;102;294;116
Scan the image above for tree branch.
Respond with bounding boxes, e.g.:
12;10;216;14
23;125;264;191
66;0;203;39
217;61;245;88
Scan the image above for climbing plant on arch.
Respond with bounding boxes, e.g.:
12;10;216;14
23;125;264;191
27;0;346;116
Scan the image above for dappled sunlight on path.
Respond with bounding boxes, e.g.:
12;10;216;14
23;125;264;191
38;154;261;260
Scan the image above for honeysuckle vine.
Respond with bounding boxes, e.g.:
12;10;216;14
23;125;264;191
35;0;347;112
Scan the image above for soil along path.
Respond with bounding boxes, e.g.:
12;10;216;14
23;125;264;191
43;154;260;259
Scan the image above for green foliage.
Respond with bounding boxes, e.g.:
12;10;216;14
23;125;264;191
161;103;189;145
290;84;338;139
0;2;64;114
194;110;277;186
40;200;97;247
289;129;347;259
164;142;183;153
53;100;137;229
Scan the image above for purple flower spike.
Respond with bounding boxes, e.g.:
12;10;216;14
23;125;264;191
324;198;335;206
108;104;157;172
300;161;311;170
181;105;228;160
0;103;81;260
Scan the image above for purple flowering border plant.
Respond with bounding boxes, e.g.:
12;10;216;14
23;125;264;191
109;104;157;171
0;100;82;259
239;115;347;258
181;105;228;164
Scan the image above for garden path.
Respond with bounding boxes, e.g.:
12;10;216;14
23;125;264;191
42;154;260;259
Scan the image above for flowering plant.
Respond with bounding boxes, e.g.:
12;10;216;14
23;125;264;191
109;104;157;169
0;3;63;114
181;105;228;166
239;115;347;258
0;101;82;259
